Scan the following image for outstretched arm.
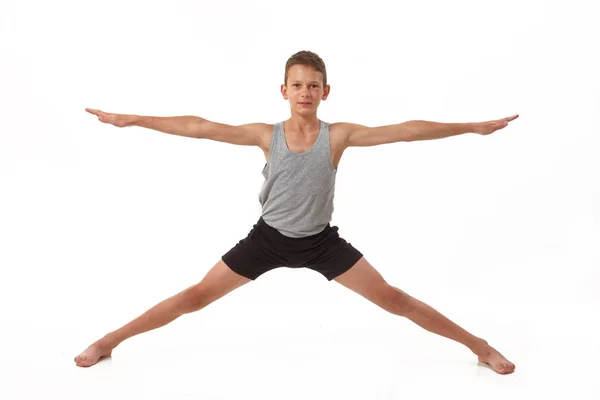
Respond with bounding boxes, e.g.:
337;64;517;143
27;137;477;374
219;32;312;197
343;114;519;147
84;108;266;146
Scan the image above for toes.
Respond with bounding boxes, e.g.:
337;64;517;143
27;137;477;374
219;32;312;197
501;363;515;374
494;363;509;374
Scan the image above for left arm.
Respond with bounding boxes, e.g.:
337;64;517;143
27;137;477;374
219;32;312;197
343;114;519;147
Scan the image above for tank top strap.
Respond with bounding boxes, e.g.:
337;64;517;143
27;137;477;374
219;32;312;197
269;121;284;156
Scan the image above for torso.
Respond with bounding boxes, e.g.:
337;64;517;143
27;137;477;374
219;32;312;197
257;122;348;170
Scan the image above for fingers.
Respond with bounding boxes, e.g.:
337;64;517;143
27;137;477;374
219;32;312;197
491;114;518;124
86;108;112;123
490;114;518;127
85;108;100;115
85;108;109;120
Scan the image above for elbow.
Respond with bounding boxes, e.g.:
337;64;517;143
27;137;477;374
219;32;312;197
187;116;208;138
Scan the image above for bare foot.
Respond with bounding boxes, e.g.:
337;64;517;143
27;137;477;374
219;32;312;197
74;339;114;368
475;343;515;374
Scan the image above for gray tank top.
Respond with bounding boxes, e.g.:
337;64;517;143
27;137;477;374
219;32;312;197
258;120;337;238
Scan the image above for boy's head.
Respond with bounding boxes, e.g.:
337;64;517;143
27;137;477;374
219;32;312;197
281;50;330;114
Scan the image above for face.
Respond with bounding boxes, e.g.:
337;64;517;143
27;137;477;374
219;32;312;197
281;64;330;115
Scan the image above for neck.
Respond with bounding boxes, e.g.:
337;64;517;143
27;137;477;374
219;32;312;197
286;113;320;135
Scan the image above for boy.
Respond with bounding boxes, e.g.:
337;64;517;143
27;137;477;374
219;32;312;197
75;50;518;374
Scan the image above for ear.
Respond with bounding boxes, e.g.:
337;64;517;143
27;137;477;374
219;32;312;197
280;84;288;100
321;84;331;100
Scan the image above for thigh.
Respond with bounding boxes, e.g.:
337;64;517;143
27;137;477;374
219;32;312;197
303;225;364;281
332;256;395;305
195;259;251;302
180;259;252;309
221;221;285;280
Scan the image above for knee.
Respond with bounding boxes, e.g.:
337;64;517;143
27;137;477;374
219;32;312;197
383;286;414;316
178;285;211;313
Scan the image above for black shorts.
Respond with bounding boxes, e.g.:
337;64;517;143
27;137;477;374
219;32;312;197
222;217;363;281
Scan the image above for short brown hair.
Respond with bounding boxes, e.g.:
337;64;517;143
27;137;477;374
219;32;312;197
284;50;327;87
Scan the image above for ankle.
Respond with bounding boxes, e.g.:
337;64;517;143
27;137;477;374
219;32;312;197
100;334;120;349
469;338;489;354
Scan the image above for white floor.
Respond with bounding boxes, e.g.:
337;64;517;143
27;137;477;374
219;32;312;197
2;257;598;400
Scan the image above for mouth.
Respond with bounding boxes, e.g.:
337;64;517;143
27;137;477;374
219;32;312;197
298;102;312;106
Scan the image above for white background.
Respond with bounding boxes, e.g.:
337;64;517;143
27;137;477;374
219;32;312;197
1;0;598;398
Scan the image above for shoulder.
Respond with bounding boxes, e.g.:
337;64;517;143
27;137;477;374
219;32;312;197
252;123;275;153
329;122;368;147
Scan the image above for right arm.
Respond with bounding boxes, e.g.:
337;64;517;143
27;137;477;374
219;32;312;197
85;108;266;147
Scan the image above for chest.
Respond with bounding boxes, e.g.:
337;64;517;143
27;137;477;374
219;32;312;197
284;133;318;153
261;124;347;169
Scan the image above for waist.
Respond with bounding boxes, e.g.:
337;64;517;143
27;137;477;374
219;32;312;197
258;216;330;239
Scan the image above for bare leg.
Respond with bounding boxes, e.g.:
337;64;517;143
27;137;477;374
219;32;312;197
389;286;515;373
74;259;251;367
334;257;515;374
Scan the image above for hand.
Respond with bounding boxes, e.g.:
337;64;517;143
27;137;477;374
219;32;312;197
85;108;134;127
473;114;519;135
